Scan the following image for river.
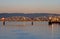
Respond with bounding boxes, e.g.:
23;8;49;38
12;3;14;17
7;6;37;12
0;21;60;39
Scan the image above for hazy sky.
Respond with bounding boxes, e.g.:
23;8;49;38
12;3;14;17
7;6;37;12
0;0;60;14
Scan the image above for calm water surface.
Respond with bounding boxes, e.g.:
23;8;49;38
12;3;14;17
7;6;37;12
0;21;60;39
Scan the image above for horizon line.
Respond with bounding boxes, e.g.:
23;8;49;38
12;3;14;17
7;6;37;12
0;12;60;14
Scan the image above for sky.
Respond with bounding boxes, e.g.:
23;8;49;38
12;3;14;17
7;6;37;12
0;0;60;14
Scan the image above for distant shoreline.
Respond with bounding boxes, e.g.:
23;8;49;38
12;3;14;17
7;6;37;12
0;13;60;18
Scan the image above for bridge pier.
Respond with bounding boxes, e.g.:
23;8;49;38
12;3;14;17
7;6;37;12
48;21;60;25
48;21;52;25
3;21;5;25
31;21;33;25
1;17;5;25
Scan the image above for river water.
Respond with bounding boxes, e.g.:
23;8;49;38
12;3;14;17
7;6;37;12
0;21;60;39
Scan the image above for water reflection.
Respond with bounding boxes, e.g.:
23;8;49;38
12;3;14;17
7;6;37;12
49;24;55;39
49;24;60;39
0;21;60;39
